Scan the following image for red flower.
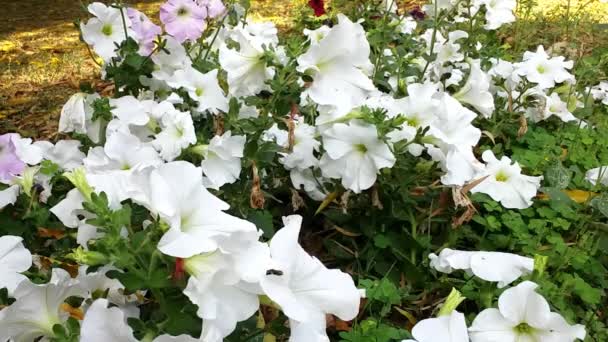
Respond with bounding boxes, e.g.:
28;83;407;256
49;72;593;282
308;0;326;17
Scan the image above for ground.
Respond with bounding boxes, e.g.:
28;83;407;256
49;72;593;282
1;0;607;138
0;0;301;138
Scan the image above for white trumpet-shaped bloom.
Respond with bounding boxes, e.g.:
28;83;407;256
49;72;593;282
200;131;246;190
152;108;197;161
168;68;229;114
80;298;137;342
0;235;32;295
80;2;133;61
183;241;270;340
58;92;103;143
516;46;574;90
453;60;495;118
471;150;542;209
320;120;395;193
585;166;608;186
475;0;516;30
403;310;469;342
0;275;85;341
130;161;258;258
469;281;586;341
429;248;534;288
219;29;275;97
297;14;376;116
260;216;362;340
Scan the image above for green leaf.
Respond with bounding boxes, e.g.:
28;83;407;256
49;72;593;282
590;193;608;218
247;210;274;239
545;161;572;189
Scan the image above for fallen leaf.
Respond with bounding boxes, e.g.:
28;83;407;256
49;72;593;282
37;227;66;239
315;191;339;215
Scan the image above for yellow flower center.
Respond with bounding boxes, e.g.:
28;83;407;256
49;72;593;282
101;24;113;36
355;144;368;153
495;170;509;182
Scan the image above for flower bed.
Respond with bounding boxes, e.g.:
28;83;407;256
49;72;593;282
1;0;607;341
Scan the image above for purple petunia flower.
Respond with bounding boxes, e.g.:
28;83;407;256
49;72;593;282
127;8;163;55
160;0;207;43
0;134;25;183
197;0;226;19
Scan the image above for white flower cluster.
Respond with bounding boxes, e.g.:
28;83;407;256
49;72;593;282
0;0;602;340
402;249;586;342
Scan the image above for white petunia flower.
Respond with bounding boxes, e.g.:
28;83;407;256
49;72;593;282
469;281;586;341
453;59;495;118
303;25;331;45
393;16;417;35
58;92;103;143
290;168;328;201
471;150;542;209
590;81;608;105
37;140;86;171
151;36;191;83
200;131;246;189
427;93;481;148
0;274;85;341
426;144;485;186
80;298;137;342
183;241;270;339
516;46;575;90
260;216;362;340
585;166;608;186
475;0;516;30
84;131;162;208
81;299;198;342
0;184;20;209
80;2;133;61
110;95;152;127
279;122;320;171
429;248;534;288
320;120;395;193
152;108;197;161
527;92;578;123
402;310;469;342
168;67;229;114
0;235;32;295
297;14;376;116
219;29;275;97
130;161;258;258
50;188;88;228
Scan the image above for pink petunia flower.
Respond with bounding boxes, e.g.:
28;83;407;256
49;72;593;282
160;0;207;43
0;134;25;183
127;8;162;55
197;0;226;19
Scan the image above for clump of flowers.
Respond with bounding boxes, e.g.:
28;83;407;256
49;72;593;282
0;0;604;340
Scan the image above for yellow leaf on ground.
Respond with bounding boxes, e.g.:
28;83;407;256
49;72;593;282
394;306;418;326
315;191;339;215
537;189;597;203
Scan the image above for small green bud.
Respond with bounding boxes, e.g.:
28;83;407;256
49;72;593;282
14;166;39;197
63;167;93;202
67;247;108;266
189;144;209;157
438;288;466;316
534;254;549;278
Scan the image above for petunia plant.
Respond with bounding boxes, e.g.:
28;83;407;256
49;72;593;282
1;0;608;341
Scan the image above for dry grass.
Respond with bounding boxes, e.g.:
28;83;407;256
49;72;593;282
1;0;607;138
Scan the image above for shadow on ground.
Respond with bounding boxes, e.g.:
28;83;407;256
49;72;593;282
0;0;166;138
